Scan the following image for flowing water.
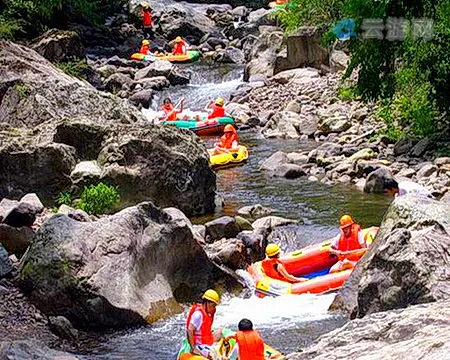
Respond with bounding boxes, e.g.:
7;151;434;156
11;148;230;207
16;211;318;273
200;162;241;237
80;62;391;359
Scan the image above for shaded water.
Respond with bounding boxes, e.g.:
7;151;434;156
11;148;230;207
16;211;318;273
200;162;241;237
80;63;391;359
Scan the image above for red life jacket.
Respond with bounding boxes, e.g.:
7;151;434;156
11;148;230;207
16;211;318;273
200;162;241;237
143;9;153;26
261;258;285;281
186;304;214;346
173;41;187;55
139;44;150;55
218;130;238;149
161;104;177;121
236;330;265;360
208;105;225;119
337;224;363;252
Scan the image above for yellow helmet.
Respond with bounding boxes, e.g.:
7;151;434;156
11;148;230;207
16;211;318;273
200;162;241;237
265;243;280;257
202;289;220;305
339;214;354;228
141;2;149;8
175;36;182;43
142;39;150;45
215;97;224;106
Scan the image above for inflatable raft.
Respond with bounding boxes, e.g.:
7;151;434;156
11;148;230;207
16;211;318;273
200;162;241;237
268;1;286;8
248;227;378;297
177;328;284;360
163;117;235;136
131;50;201;63
208;145;249;169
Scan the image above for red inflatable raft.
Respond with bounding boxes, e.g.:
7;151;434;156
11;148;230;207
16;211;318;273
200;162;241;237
247;227;378;297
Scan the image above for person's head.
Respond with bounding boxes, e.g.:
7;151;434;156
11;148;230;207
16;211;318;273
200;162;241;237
383;178;399;196
142;39;150;46
265;243;280;258
202;289;220;315
142;2;149;9
163;97;172;105
238;318;253;331
224;124;235;136
339;214;354;236
175;36;183;43
215;97;224;107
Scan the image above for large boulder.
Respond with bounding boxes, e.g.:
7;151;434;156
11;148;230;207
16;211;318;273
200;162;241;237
274;27;329;74
243;27;284;81
204;216;240;243
31;29;85;62
20;203;225;329
134;61;190;86
329;196;450;318
287;301;450;360
363;167;394;193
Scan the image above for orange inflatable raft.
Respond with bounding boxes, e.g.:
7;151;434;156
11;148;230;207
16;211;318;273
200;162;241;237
248;227;378;297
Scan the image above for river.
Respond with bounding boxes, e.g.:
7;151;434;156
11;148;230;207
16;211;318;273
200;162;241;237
79;62;391;359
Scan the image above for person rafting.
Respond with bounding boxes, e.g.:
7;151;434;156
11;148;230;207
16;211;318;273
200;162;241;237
159;97;184;121
139;39;151;55
205;97;226;119
261;244;306;283
186;289;221;358
328;215;367;273
169;36;188;55
222;319;265;360
141;3;154;40
213;124;239;154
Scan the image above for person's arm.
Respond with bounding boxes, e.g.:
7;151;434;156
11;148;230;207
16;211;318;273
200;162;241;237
187;323;202;355
276;263;306;283
204;100;214;111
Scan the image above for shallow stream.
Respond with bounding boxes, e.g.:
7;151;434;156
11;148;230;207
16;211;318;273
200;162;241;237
79;62;391;359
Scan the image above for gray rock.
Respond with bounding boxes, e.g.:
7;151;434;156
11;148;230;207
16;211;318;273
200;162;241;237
104;72;133;94
262;111;303;139
205;216;240;243
288;301;450;360
205;238;247;270
237;204;274;219
259;151;289;172
0;341;79;359
272;163;307;179
19;193;44;214
134;76;170;91
0;199;19;222
308;142;343;162
252;216;298;233
329;49;349;72
70;161;102;183
48;316;79;341
234;216;253;231
57;205;91;222
3;202;38;228
284;100;301;114
128;89;154;109
318;115;351;134
409;137;432;157
287;152;309;165
20;202;225;329
435;157;450;166
134;60;190;86
271;67;320;85
416;163;438;178
31;29;85;62
363;167;394;193
394;137;418;156
0;244;12;278
0;224;34;254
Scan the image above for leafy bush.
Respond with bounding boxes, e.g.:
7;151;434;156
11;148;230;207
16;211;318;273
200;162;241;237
56;190;73;206
338;86;358;101
0;15;23;39
55;60;89;80
77;183;120;215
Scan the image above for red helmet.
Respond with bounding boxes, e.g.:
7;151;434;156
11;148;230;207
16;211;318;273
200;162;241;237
224;124;234;133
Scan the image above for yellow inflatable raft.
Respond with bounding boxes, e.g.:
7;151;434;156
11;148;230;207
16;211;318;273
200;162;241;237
208;146;248;169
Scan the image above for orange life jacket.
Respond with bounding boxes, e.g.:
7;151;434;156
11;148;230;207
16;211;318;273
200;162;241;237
336;224;363;252
261;258;286;281
186;304;214;346
139;44;150;55
173;41;187;55
143;9;153;27
218;129;238;149
161;104;177;121
208;105;225;119
236;330;265;360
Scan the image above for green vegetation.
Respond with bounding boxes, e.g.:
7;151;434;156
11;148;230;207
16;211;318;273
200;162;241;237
56;183;120;215
338;85;358;101
55;60;89;80
13;83;31;99
0;0;126;40
274;0;450;140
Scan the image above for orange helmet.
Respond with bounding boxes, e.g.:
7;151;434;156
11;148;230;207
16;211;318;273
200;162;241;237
339;215;354;228
224;124;234;133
